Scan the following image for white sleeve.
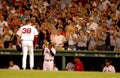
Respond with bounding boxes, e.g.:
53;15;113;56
111;66;116;73
103;67;106;72
33;27;38;36
66;63;69;69
51;48;56;55
16;27;22;36
15;65;20;70
43;48;47;55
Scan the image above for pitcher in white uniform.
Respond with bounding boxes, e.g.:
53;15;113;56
16;19;38;70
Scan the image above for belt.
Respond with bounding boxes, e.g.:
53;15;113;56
44;59;53;62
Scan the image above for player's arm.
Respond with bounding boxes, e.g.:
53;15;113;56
16;27;22;37
33;27;39;36
48;44;56;56
50;49;55;56
16;31;21;40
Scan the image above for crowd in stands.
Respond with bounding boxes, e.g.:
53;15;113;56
0;0;120;52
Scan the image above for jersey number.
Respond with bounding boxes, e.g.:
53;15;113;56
22;28;31;34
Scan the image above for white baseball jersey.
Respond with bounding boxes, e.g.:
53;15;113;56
8;65;20;70
43;47;56;60
66;62;75;71
103;65;116;73
43;47;56;71
16;25;38;41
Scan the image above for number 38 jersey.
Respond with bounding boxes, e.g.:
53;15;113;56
16;25;38;41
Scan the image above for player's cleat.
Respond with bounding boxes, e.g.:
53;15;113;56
30;67;34;70
22;67;26;70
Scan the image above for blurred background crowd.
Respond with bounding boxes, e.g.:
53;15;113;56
0;0;120;52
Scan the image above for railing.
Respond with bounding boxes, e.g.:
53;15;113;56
0;49;120;69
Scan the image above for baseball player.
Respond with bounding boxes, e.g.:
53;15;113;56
103;59;116;73
16;19;38;70
43;43;56;71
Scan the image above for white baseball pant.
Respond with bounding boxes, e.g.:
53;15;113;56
22;41;34;69
43;60;54;71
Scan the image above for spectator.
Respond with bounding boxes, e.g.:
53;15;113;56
31;17;39;30
114;26;120;52
52;29;66;50
40;0;49;8
105;31;111;50
10;28;19;49
88;30;96;50
38;23;49;49
96;27;106;50
109;26;116;51
77;30;87;50
0;39;4;48
0;0;119;52
103;59;115;73
60;0;68;10
2;26;13;48
7;41;14;49
87;17;99;34
0;15;8;38
66;24;78;50
74;57;84;71
34;35;39;49
50;29;57;44
8;60;20;70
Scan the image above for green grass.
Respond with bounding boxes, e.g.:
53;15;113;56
0;69;120;78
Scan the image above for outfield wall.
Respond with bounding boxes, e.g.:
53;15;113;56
0;49;120;72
